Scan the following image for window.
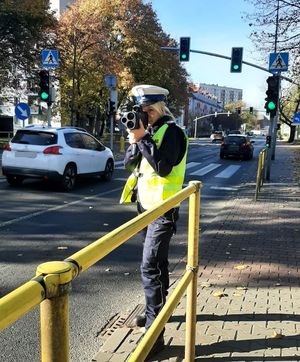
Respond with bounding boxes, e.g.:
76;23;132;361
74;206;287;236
81;133;105;151
12;131;57;145
65;133;85;148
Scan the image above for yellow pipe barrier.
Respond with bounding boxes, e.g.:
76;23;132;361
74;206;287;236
119;135;125;153
37;262;73;362
0;279;45;330
129;270;194;361
255;148;267;201
67;182;197;273
185;180;201;361
0;181;202;362
129;181;201;362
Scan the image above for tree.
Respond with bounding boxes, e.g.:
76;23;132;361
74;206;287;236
0;0;56;91
245;0;300;141
56;0;188;129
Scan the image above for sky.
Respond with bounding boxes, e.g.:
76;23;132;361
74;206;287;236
148;0;272;112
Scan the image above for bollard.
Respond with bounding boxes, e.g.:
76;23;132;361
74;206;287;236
36;261;73;362
119;135;125;153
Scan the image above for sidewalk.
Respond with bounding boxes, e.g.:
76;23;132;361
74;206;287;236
97;142;300;362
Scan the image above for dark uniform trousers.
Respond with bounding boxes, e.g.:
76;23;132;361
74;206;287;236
140;207;179;331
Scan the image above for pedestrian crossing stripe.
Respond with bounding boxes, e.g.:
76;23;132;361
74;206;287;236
115;161;241;179
270;53;287;70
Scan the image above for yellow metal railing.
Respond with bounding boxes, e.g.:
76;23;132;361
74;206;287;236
254;148;267;200
0;180;201;362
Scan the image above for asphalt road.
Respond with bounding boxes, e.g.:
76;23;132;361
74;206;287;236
0;137;265;362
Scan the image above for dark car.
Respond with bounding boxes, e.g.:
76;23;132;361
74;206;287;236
220;134;254;160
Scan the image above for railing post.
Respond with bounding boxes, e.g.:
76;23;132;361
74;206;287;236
185;180;201;362
36;261;74;362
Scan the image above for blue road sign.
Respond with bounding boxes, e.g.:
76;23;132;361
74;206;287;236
269;52;289;72
15;103;30;121
292;112;300;125
42;49;59;68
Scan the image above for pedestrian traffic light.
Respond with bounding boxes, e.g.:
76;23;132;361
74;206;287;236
179;37;190;62
264;75;279;117
230;47;243;73
38;70;50;102
265;135;271;148
249;107;253;114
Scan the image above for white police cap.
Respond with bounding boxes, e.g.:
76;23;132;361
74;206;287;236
131;84;169;106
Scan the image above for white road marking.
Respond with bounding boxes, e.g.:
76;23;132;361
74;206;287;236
215;165;241;178
186;162;201;170
190;163;221;176
210;186;238;191
0;186;124;228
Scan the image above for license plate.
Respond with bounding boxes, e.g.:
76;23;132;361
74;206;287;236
15;151;37;158
229;146;239;151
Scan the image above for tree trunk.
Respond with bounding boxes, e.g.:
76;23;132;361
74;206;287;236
288;125;296;143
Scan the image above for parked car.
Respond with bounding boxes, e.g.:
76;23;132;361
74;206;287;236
210;131;224;143
2;126;114;191
220;134;254;160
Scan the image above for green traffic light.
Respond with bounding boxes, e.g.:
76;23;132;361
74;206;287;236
181;54;187;60
267;101;276;110
40;92;49;100
233;65;239;70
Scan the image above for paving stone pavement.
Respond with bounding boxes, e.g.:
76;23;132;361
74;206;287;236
92;142;300;362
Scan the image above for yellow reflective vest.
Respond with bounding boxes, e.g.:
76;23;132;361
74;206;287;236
120;123;188;209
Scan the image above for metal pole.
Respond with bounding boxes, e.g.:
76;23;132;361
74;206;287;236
185;181;201;362
266;117;273;181
47;104;51;127
40;294;69;362
37;261;73;362
109;96;113;151
194;118;197;138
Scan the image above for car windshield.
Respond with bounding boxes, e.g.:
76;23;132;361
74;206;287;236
12;130;57;145
225;136;246;145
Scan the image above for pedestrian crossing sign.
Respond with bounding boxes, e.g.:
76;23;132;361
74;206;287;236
269;52;289;72
42;49;59;68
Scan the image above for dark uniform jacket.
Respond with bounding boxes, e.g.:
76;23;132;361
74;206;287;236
124;115;187;177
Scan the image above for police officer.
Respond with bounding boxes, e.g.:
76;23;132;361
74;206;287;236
120;85;188;356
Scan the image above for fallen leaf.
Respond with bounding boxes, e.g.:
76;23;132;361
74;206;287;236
105;268;111;272
234;264;249;270
213;291;226;298
236;286;248;290
124;272;130;276
200;282;212;288
271;331;284;339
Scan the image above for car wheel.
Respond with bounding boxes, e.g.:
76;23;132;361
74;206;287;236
6;175;24;186
102;159;114;181
61;164;76;191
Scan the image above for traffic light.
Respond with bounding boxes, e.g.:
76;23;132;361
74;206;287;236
38;70;50;102
179;37;190;62
230;47;243;73
264;75;279;117
249;107;253;114
265;135;271;148
235;107;241;115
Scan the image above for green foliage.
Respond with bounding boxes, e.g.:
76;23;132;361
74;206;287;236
0;0;56;89
56;0;188;126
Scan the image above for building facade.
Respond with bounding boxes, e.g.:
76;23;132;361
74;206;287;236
50;0;74;16
199;83;243;107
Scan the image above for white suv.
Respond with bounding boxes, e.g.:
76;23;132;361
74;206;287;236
2;126;114;191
